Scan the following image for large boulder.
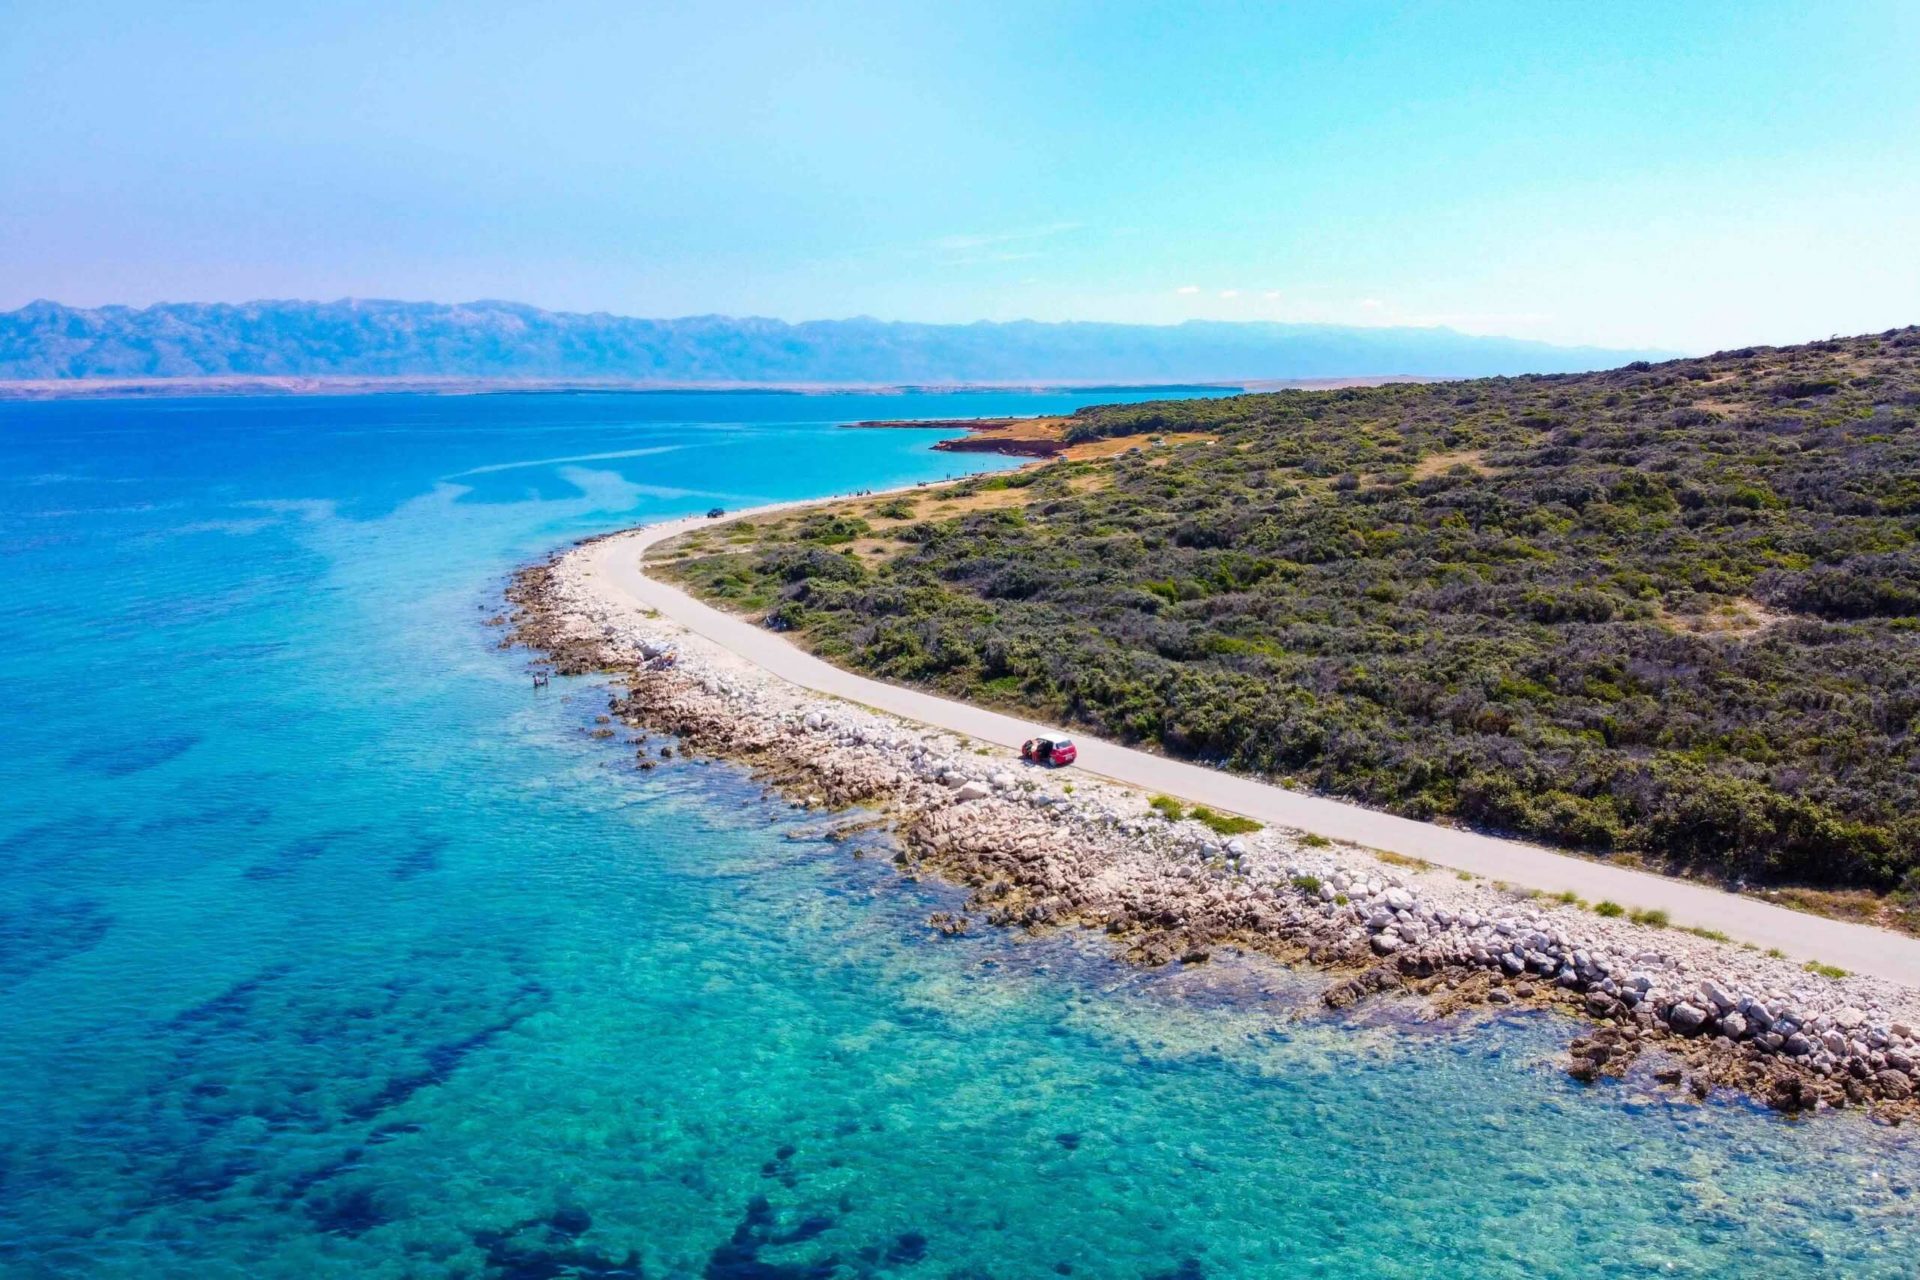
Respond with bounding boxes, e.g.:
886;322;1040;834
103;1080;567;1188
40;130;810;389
953;780;992;802
1667;1002;1709;1035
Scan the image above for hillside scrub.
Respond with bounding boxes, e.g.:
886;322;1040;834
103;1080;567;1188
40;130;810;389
662;329;1920;895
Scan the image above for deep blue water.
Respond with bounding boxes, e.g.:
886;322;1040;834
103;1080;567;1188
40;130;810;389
2;390;1919;1279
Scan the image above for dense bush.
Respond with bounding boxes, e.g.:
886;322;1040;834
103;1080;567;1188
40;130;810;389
673;329;1920;891
1754;552;1920;619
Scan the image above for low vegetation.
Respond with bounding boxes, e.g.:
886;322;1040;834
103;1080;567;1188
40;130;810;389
662;329;1920;901
1190;806;1261;836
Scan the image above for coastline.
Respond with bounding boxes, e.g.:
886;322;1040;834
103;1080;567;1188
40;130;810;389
505;502;1920;1122
0;375;1246;402
0;372;1439;403
844;413;1221;460
847;416;1077;459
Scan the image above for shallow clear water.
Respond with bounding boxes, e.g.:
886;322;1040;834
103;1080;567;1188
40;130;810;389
2;391;1917;1279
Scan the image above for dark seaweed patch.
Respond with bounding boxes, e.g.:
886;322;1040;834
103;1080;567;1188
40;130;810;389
65;732;199;777
703;1193;851;1279
0;896;112;987
346;979;550;1121
1145;1261;1205;1280
163;962;294;1031
0;815;120;873
276;1144;366;1207
390;833;449;881
472;1210;640;1279
243;825;372;881
759;1143;800;1189
550;1206;593;1237
308;1182;390;1236
884;1232;928;1265
137;801;273;838
78;946;552;1212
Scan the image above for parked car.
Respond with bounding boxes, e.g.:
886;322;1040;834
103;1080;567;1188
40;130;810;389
1021;736;1078;767
706;507;726;518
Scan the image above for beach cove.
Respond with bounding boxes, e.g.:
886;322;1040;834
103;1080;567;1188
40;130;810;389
5;391;1920;1277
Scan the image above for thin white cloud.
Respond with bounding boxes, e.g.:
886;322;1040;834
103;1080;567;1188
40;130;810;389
941;250;1045;267
928;222;1081;253
1218;289;1240;299
1175;284;1201;295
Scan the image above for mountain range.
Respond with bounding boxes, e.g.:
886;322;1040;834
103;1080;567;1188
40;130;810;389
0;298;1673;386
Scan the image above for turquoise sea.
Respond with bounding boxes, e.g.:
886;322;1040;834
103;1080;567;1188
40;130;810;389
3;390;1919;1279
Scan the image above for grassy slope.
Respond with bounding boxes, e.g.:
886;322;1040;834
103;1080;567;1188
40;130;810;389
658;328;1920;915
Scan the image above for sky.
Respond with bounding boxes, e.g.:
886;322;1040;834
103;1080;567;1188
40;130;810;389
2;0;1916;352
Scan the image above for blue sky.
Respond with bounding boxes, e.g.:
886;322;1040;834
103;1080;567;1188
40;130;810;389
2;0;1916;350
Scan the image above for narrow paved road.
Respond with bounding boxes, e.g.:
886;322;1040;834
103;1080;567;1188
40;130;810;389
586;505;1920;988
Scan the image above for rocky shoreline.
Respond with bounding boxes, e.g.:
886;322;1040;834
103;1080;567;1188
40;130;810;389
846;417;1071;458
505;534;1920;1124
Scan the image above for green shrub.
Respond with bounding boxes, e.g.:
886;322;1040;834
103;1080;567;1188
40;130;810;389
664;330;1920;901
1190;806;1261;836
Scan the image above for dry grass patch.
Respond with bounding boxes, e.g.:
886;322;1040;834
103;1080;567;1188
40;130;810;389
1764;885;1920;935
1066;431;1216;462
1655;597;1788;637
1412;449;1491;479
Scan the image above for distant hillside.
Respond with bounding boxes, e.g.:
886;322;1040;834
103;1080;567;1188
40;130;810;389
0;299;1670;385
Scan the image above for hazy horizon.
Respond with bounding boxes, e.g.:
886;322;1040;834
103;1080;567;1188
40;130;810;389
2;294;1693;348
4;2;1915;354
